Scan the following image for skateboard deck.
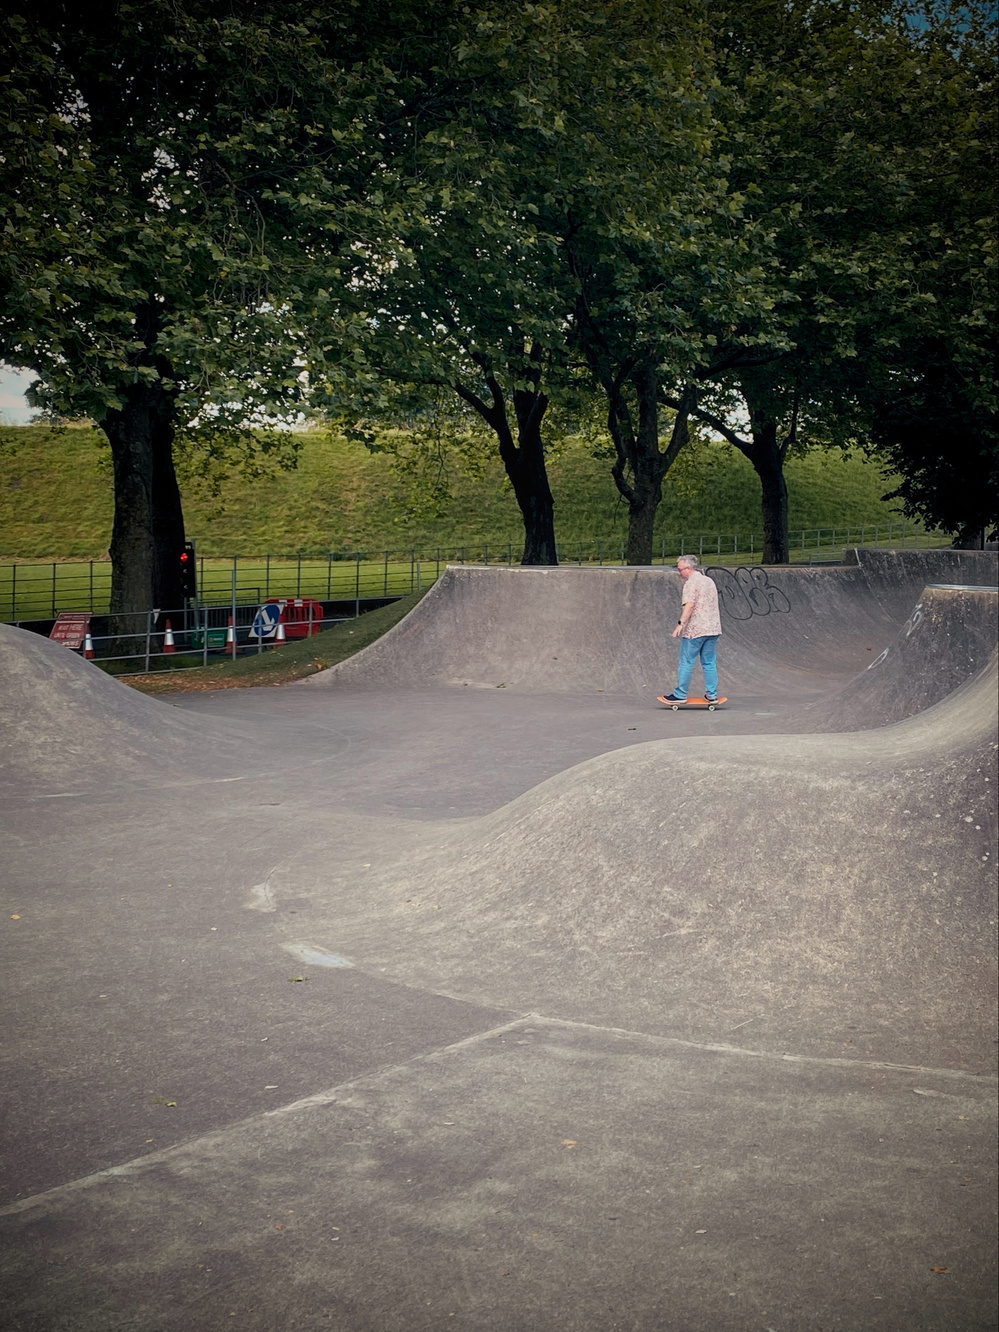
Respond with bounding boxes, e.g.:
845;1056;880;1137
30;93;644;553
657;695;728;711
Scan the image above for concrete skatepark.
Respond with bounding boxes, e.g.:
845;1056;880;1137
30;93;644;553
1;546;996;1331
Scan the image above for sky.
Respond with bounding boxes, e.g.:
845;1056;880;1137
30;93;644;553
0;365;35;424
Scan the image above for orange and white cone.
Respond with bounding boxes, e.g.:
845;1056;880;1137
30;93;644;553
226;615;236;657
83;631;95;660
275;617;287;647
163;619;176;654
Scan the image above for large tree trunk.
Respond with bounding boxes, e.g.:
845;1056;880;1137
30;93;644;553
607;369;693;565
623;367;664;565
752;424;790;564
102;381;186;649
742;386;790;564
510;386;557;565
455;369;558;566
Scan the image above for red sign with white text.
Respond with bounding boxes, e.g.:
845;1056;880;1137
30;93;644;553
49;612;92;650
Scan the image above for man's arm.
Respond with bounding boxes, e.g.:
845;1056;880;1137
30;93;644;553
671;591;694;639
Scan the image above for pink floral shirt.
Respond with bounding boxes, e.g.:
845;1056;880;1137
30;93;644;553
681;570;722;638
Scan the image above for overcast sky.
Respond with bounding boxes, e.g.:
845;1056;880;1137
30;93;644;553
0;365;34;424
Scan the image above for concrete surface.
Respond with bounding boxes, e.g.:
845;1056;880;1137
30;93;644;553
1;548;997;1331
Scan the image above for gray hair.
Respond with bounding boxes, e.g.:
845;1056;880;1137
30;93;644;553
677;555;699;569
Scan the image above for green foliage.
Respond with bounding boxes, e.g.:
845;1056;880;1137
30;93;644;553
699;0;998;462
0;424;911;560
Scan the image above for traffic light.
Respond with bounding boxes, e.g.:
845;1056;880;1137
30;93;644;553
179;541;197;600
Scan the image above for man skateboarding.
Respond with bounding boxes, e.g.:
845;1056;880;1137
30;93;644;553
660;555;723;705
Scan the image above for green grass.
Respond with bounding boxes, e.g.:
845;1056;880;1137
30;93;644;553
2;422;945;621
1;422;916;560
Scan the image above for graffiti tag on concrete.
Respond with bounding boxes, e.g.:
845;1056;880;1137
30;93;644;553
707;566;792;620
869;601;922;670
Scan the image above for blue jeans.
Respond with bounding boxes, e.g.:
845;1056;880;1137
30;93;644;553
674;635;719;699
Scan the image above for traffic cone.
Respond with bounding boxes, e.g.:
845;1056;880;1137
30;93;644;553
83;631;95;660
275;617;287;647
226;615;236;657
163;619;176;654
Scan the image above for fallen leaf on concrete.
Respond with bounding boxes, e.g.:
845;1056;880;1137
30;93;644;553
10;914;20;920
695;1229;707;1235
562;1140;578;1148
930;1266;950;1274
287;976;307;982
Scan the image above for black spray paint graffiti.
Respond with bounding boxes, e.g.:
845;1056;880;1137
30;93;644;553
706;566;791;620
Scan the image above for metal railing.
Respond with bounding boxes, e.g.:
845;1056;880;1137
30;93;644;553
0;522;947;623
41;600;347;677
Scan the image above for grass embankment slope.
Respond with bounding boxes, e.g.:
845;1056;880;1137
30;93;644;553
117;589;429;695
0;424;907;560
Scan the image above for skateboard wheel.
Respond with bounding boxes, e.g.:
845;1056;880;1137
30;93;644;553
708;704;716;711
670;704;679;711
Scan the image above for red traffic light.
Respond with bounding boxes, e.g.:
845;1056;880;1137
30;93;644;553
179;542;197;598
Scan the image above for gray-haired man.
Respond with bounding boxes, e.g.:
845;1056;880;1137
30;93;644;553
661;555;722;702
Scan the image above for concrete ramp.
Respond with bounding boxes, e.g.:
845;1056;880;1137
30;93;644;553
307;548;998;697
300;649;998;1072
799;582;998;731
0;623;243;794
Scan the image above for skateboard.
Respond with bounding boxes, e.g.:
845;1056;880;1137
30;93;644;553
656;695;728;711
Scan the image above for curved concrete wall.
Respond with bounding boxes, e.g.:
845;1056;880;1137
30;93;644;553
308;548;998;696
320;651;998;1071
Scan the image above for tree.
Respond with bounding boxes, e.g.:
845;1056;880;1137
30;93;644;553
666;0;999;562
0;2;427;623
314;0;768;566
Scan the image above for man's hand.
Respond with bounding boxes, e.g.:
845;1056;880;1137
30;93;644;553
671;623;683;639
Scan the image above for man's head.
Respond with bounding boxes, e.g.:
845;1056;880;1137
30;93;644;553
677;555;698;581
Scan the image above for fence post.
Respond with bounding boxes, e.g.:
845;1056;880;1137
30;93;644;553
507;541;512;564
231;566;238;659
266;553;271;600
417;560;422;592
51;562;57;617
328;552;333;600
354;552;361;618
383;551;389;597
144;611;152;673
11;561;15;620
89;561;94;611
410;549;415;592
437;547;441;581
296;553;302;598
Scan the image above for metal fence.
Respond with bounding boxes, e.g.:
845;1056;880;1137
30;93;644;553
1;521;947;624
43;600;347;677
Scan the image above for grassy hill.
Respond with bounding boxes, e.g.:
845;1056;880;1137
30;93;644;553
0;423;912;561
